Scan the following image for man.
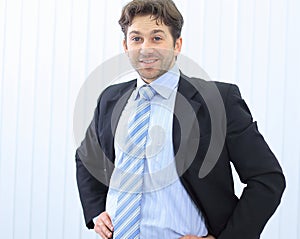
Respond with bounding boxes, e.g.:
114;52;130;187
76;0;285;238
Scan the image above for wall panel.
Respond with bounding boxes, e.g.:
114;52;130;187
0;0;299;238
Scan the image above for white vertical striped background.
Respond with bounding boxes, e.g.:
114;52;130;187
0;0;299;238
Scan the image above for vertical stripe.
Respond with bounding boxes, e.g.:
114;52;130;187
45;0;57;237
62;0;74;237
0;0;7;177
234;0;241;85
12;0;24;238
81;0;91;157
249;0;256;105
217;0;223;80
29;1;41;238
264;0;272;136
278;0;290;236
81;2;92;238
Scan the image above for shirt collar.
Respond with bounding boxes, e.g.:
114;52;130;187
134;64;180;100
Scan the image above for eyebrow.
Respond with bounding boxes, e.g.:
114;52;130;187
128;30;141;36
151;29;166;36
128;29;167;36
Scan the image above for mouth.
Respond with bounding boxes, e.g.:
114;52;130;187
139;59;159;66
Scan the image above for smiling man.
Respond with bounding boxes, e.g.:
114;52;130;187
124;14;182;83
76;0;285;239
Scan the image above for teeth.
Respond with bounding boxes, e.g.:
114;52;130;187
141;60;156;64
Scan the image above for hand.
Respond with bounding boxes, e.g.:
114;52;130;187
180;235;216;239
94;211;114;239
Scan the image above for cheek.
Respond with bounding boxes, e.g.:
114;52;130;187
160;48;175;59
127;42;140;50
127;50;140;62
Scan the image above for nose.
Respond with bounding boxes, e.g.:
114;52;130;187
139;40;155;55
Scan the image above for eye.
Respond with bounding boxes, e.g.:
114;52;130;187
132;37;142;42
153;36;162;41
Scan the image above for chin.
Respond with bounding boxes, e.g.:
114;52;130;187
139;69;164;81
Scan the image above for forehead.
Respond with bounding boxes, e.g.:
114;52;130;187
128;15;171;35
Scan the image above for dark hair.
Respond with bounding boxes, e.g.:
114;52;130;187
119;0;184;42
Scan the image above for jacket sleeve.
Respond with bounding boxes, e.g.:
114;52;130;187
75;96;109;229
218;84;286;239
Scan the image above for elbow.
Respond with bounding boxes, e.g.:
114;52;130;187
277;171;286;199
266;171;286;207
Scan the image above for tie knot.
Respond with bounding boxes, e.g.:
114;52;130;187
139;85;156;101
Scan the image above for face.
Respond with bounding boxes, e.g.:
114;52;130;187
123;15;182;83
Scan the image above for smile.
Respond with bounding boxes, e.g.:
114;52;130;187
139;59;158;64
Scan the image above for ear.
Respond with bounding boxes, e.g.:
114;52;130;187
122;38;128;52
174;37;182;57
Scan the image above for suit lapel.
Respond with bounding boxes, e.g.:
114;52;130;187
173;74;202;152
173;74;204;175
100;80;136;163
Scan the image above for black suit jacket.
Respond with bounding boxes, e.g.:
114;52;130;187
76;74;285;239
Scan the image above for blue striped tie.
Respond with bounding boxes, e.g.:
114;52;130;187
114;85;156;239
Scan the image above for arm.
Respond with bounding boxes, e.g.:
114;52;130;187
218;85;285;238
75;96;109;229
76;149;108;229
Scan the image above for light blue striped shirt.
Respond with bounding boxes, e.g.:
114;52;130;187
106;65;208;238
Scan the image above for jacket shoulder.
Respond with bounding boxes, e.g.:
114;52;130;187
184;74;238;100
100;79;136;99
